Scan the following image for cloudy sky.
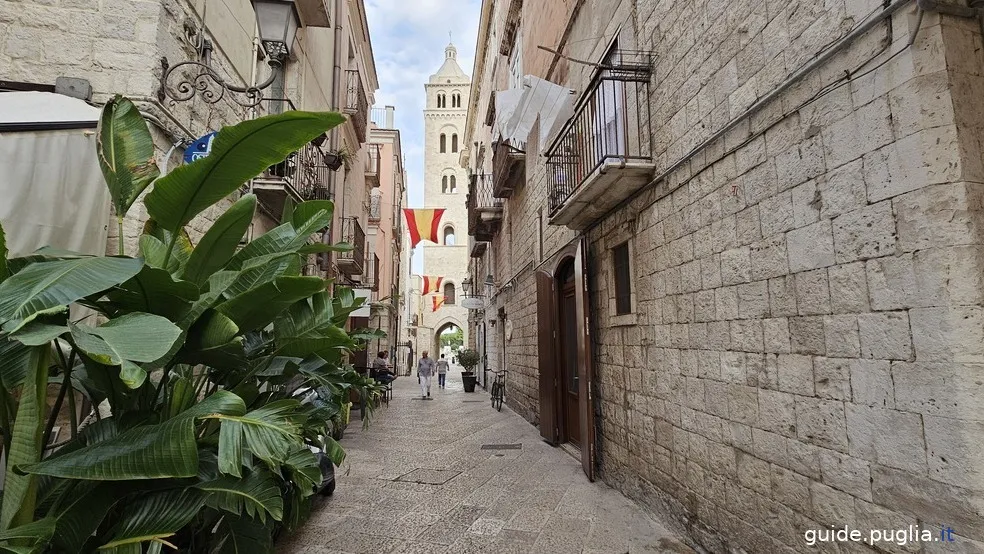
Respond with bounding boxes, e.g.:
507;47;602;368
365;0;481;272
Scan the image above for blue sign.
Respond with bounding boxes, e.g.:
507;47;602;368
183;131;218;164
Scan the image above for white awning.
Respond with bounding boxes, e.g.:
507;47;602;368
0;91;100;127
493;76;574;153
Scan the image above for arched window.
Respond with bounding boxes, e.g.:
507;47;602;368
443;282;456;304
444;225;455;245
439;134;446;153
442;176;448;193
437;93;446;108
451;133;458;153
449;175;457;193
452;93;460;107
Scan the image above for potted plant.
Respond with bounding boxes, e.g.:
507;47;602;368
458;349;480;393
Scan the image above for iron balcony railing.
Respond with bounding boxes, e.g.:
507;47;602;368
344;69;369;143
492;138;525;198
337;216;366;275
254;98;332;202
545;50;654;215
361;253;380;291
467;174;503;239
366;143;381;187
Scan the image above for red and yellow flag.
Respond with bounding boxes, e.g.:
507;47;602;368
403;209;445;247
432;295;446;311
422;276;444;295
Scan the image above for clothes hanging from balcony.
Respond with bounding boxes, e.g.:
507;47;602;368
493;75;574;153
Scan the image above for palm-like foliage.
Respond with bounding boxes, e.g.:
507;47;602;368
0;96;385;552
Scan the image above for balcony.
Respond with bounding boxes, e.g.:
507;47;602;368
337;216;366;276
344;69;369;143
356;253;380;291
253;140;333;219
545;50;655;230
467;174;503;242
469;235;487;258
366;143;380;188
492;138;525;198
368;191;381;224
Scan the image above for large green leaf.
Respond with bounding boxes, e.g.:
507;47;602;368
0;337;29;390
208;400;302;474
185;310;239;351
103;266;199;321
0;257;143;333
198;469;284;523
284;447;322;495
96;96;160;218
290;201;334;230
0;346;48;531
178;271;238;331
0;222;8;284
223;253;301;299
46;482;119;553
99;489;205;550
69;313;182;388
217;277;325;332
19;419;197;481
183;195;257;286
8;323;66;347
226;205;335;272
144;111;345;234
213;515;272;554
324;436;346;467
20;392;244;480
0;517;55;553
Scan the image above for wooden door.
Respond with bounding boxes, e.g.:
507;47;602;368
574;238;595;481
559;278;580;444
536;270;559;444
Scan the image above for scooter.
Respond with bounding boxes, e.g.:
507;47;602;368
293;386;337;496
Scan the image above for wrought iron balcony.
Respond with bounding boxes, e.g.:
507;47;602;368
253;140;333;219
467;174;503;242
357;252;380;291
366;143;380;188
492;138;525;198
337;216;366;276
344;69;369;143
545;50;655;230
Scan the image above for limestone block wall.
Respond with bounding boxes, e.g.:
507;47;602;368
575;4;984;552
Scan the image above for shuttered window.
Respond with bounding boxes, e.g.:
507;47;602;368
613;241;631;315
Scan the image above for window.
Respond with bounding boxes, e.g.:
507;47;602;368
451;133;458;153
613;241;632;315
449;175;457;193
440;134;446;153
442;176;448;193
509;28;523;89
444;282;456;304
437;93;446;108
452;93;461;107
444;225;455;245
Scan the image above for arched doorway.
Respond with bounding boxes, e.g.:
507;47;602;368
535;238;595;480
435;321;463;360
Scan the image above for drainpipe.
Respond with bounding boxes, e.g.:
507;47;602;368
328;0;346;251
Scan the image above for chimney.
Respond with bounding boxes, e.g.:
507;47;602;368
385;105;395;129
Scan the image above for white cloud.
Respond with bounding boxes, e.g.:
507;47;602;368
365;0;480;273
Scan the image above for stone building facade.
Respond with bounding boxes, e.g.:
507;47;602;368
365;107;410;365
418;43;471;355
0;0;379;296
464;0;984;550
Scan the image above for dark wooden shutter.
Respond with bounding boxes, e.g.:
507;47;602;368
574;238;595;481
536;270;558;445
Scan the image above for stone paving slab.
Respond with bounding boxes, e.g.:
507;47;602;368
278;369;695;554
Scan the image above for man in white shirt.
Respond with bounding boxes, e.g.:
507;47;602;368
436;354;450;388
417;351;435;398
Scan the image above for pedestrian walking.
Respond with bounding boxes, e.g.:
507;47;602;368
417;351;435;398
436;354;449;388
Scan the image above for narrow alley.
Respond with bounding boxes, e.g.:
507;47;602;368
279;370;695;554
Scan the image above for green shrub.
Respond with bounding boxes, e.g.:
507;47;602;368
458;349;481;372
0;96;383;552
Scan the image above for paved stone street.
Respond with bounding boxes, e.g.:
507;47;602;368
279;368;694;554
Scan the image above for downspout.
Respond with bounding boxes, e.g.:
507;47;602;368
329;0;346;250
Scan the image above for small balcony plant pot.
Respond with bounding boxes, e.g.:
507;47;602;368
462;374;478;392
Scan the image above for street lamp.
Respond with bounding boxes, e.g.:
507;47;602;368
253;0;300;60
462;277;473;296
159;0;299;108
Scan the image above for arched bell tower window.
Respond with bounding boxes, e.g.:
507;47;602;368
451;133;458;153
439;134;447;153
437;93;446;108
443;282;456;304
443;225;456;245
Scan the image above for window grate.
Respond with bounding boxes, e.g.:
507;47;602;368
613;241;631;315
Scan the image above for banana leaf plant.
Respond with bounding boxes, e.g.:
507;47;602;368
0;96;385;553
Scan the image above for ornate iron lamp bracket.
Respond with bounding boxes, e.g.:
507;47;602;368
159;42;283;108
